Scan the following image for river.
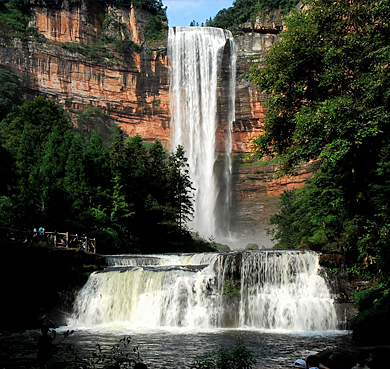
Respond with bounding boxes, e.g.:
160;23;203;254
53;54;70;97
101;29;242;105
54;250;351;368
56;326;351;368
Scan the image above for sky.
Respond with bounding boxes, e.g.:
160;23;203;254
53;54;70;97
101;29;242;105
164;0;235;27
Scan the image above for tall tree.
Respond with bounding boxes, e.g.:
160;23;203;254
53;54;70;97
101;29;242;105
109;126;126;173
167;145;194;230
63;134;87;223
85;130;111;206
148;139;168;204
0;67;21;124
14;123;40;226
39;127;73;228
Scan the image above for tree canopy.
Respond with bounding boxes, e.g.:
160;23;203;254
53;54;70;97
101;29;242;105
206;0;300;34
249;0;390;344
0;97;212;254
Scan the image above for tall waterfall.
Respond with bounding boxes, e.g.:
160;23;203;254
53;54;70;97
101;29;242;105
168;27;236;242
69;250;338;331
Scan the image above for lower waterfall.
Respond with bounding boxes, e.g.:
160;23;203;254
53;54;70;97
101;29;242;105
69;250;338;332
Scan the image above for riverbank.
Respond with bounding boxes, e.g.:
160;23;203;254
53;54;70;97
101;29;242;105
1;242;106;331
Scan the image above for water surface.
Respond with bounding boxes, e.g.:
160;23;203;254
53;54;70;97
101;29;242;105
60;326;352;369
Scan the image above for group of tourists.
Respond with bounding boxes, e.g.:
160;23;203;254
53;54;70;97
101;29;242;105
294;355;327;369
294;350;373;369
33;226;45;238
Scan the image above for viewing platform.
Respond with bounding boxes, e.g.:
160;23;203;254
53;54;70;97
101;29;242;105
0;227;97;253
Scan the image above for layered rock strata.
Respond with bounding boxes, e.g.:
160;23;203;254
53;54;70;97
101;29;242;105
0;1;171;145
0;1;283;152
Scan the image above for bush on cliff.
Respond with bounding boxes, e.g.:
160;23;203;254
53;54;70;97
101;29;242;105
206;0;300;34
0;0;31;37
190;338;255;369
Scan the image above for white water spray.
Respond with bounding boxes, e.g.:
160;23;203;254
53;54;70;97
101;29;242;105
69;250;338;331
168;27;236;241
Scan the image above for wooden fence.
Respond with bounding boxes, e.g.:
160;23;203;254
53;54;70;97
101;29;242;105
0;227;97;253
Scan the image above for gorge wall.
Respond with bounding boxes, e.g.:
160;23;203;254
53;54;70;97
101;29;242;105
0;1;171;145
0;2;311;245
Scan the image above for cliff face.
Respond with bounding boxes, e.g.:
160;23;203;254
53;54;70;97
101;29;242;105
223;11;312;245
0;1;171;145
231;31;280;153
0;1;280;153
229;160;314;247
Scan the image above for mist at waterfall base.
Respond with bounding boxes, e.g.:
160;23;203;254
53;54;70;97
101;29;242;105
62;251;351;368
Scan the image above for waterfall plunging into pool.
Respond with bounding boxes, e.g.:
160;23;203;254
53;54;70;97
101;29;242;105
69;250;338;331
168;27;236;242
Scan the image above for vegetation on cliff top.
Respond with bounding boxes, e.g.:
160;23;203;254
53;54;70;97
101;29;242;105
0;0;32;37
205;0;300;34
249;0;390;344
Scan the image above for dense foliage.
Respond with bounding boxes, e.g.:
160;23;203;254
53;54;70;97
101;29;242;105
0;85;212;254
249;0;390;343
0;0;31;37
205;0;300;34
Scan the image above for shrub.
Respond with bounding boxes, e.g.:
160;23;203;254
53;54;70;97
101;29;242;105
191;338;255;369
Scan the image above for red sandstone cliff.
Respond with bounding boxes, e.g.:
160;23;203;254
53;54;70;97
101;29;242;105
0;1;171;145
0;1;277;153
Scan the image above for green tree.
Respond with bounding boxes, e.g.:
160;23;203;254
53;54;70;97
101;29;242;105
109;173;135;250
13;123;41;225
63;134;87;222
109;126;126;172
0;0;32;37
144;14;167;41
0;140;15;229
0;140;15;196
39;127;73;228
40;126;71;192
250;0;390;256
1;96;70;158
123;134;149;204
3;97;71;227
167;145;194;230
249;0;390;344
85;130;111;201
206;0;299;35
148;139;168;203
